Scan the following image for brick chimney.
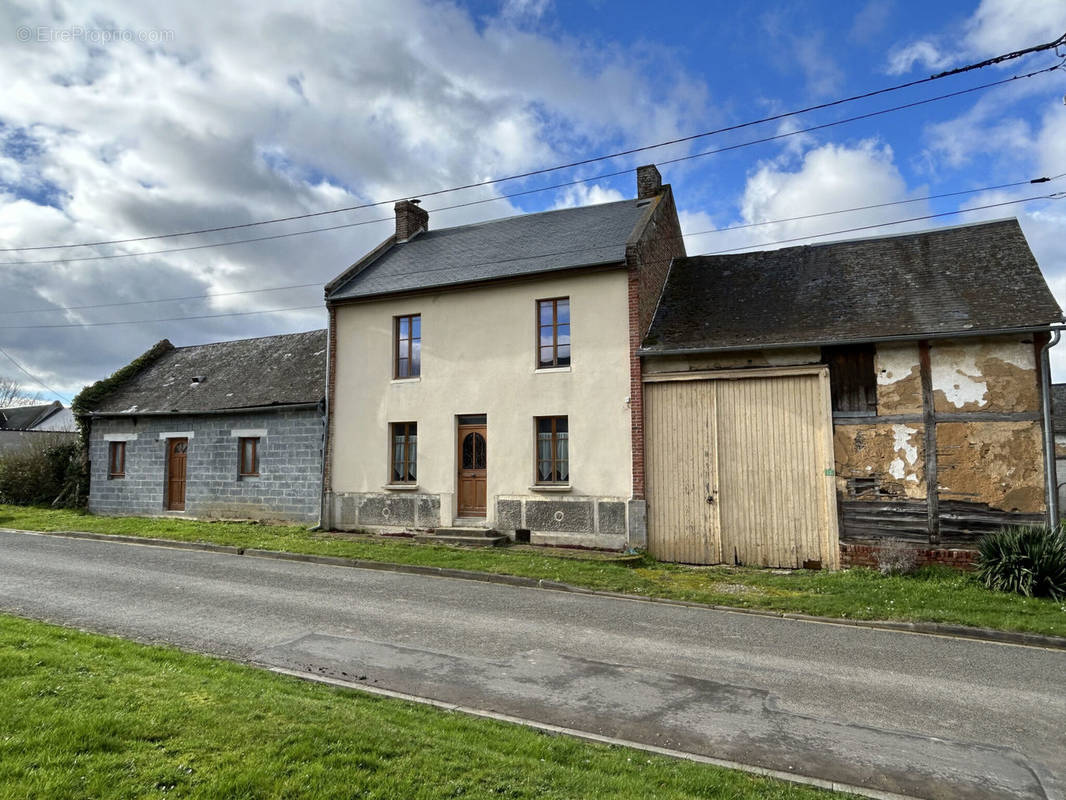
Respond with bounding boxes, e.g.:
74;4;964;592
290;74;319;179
636;164;662;199
394;199;429;241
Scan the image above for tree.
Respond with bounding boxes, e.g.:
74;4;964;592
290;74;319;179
0;375;41;408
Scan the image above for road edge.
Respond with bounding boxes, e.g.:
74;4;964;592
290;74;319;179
7;525;1065;652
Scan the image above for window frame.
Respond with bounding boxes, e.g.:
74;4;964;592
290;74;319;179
390;422;418;485
238;436;260;477
534;415;569;485
823;344;878;416
394;314;422;379
535;297;571;369
107;441;125;479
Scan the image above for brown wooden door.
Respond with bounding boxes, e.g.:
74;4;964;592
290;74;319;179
457;424;487;517
166;438;188;511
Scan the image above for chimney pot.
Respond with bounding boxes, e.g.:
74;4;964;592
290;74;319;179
394;199;429;241
636;164;662;200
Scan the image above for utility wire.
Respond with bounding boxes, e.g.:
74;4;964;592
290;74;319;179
2;31;1063;254
2;190;1060;331
0;344;70;401
5;171;1061;316
3;63;1060;270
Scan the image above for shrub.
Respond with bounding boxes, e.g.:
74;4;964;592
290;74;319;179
875;538;919;576
0;437;86;507
977;524;1066;600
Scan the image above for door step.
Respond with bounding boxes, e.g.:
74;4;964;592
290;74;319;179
416;527;509;547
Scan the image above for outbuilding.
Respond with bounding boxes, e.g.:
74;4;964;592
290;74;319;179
640;219;1062;568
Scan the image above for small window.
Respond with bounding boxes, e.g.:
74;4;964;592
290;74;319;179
239;437;260;477
537;298;570;368
535;416;569;484
391;422;417;484
824;344;877;415
108;441;125;478
395;314;421;378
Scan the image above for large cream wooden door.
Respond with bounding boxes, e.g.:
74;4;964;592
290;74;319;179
644;368;838;569
645;379;721;564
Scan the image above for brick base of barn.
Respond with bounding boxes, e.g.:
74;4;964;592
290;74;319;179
839;540;979;570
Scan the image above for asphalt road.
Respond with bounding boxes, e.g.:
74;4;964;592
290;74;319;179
1;529;1064;800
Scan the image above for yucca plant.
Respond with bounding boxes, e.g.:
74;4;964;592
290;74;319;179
977;524;1066;600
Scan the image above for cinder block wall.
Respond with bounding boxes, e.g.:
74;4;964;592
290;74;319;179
88;408;323;523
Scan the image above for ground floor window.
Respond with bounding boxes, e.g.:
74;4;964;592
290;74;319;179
391;422;417;483
238;437;260;477
108;441;125;478
535;416;568;484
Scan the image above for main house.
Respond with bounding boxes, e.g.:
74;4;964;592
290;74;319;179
322;166;683;548
81;331;326;523
323;167;1062;567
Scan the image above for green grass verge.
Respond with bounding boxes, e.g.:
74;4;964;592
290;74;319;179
0;613;841;799
2;505;1065;637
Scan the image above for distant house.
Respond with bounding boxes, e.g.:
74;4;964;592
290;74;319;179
1051;383;1066;518
640;219;1062;568
0;401;77;456
80;331;326;523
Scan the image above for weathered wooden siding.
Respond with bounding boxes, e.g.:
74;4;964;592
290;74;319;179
644;379;720;564
644;368;838;568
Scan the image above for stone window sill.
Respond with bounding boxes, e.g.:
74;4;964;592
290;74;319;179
534;366;571;374
391;377;421;385
529;484;571;493
383;483;419;491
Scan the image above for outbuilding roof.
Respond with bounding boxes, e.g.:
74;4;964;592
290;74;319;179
0;401;65;430
326;198;652;301
88;330;326;415
642;218;1062;354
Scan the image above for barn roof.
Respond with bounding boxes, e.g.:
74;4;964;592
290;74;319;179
642;219;1062;354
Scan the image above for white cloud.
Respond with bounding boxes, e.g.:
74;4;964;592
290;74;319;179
551;182;625;209
887;0;1064;75
0;0;707;394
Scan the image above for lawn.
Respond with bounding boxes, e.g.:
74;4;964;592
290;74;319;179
2;504;1065;638
0;613;841;799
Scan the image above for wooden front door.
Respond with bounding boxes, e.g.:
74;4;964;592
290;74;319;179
166;438;188;511
457;422;487;517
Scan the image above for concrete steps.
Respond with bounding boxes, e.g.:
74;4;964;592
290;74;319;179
415;527;509;548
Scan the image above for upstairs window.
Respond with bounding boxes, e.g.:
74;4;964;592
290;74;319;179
535;416;569;484
391;422;417;484
238;437;260;477
824;344;877;415
108;441;125;478
395;314;421;378
537;298;570;368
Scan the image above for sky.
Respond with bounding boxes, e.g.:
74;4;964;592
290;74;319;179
0;0;1064;401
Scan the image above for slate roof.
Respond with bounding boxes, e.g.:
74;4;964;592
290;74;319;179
1052;384;1066;434
0;401;64;430
642;219;1063;354
327;199;652;301
90;330;327;415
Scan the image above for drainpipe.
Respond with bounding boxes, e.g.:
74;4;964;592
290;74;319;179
1040;329;1060;526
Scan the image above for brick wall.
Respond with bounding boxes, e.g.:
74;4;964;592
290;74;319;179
626;186;686;500
88;407;324;523
839;541;978;570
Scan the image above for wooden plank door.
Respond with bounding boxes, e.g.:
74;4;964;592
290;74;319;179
166;437;188;511
645;380;721;564
715;372;838;568
457;424;487;517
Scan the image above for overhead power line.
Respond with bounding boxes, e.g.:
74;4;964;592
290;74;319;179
0;344;70;402
2;63;1061;270
1;30;1063;255
1;189;1060;331
4;171;1061;316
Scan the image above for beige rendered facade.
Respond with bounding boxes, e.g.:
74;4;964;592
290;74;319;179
327;269;639;547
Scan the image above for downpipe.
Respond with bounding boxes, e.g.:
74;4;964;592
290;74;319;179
1040;329;1060;526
